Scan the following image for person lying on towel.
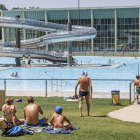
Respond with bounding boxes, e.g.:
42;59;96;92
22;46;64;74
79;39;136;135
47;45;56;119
50;106;73;131
24;96;48;127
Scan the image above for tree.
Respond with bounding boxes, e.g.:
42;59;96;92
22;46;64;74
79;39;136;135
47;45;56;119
0;4;8;11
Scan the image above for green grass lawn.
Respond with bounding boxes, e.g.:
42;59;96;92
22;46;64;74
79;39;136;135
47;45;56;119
0;97;139;140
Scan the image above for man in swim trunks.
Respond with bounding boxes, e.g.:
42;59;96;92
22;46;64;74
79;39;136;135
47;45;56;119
50;106;73;130
134;75;140;103
75;71;92;117
28;55;31;67
24;96;48;127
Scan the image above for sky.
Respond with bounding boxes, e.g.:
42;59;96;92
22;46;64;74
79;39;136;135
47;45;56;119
1;0;140;10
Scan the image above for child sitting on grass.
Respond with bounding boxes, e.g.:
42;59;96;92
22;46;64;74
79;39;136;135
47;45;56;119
50;106;73;131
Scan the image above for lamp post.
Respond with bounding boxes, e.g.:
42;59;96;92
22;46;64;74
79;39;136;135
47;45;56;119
78;0;80;51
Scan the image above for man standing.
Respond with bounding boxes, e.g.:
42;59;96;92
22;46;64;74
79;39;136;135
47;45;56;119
28;55;31;67
75;71;92;117
134;75;140;104
24;96;48;127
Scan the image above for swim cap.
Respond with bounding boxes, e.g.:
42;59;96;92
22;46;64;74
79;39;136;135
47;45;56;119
28;55;30;56
83;71;88;76
55;106;62;113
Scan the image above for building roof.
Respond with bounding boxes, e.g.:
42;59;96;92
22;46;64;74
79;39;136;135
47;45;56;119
2;5;140;12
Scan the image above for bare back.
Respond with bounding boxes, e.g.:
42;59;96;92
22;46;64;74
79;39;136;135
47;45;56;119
134;79;140;88
24;104;42;125
28;56;30;61
2;104;18;123
79;76;90;91
50;112;67;128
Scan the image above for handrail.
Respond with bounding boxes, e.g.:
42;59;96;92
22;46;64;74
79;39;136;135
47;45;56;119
0;17;97;57
0;78;135;81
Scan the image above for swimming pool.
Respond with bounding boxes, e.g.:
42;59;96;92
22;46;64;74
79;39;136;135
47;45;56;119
0;56;138;91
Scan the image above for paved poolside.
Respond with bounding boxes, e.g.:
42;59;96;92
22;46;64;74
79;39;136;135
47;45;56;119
108;100;140;123
6;90;129;99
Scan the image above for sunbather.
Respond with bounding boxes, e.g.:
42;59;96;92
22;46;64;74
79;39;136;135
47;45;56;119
24;96;48;127
2;97;24;126
50;106;73;130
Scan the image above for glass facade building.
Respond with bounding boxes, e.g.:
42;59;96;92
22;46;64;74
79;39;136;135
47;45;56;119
1;6;140;52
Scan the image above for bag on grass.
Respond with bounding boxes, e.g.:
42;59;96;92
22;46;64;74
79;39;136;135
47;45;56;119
0;118;11;130
2;125;23;137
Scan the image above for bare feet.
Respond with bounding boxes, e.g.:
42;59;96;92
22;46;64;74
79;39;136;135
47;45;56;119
80;114;83;117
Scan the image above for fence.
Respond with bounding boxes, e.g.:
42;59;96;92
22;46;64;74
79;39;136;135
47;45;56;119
130;81;135;104
73;51;140;57
0;78;135;103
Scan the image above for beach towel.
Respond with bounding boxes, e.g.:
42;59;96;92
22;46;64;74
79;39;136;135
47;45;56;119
64;98;78;101
21;123;52;132
66;99;78;101
14;99;22;103
42;127;80;134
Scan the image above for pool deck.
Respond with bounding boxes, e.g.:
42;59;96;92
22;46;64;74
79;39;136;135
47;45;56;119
108;100;140;123
6;90;130;99
0;63;120;68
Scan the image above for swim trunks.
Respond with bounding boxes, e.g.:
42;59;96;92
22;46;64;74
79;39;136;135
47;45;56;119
136;87;140;94
28;60;30;64
79;91;89;96
24;119;45;127
54;127;66;131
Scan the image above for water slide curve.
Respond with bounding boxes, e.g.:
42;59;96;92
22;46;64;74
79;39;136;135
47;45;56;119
0;17;97;63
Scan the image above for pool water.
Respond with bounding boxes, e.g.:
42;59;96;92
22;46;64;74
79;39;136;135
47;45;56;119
0;56;138;91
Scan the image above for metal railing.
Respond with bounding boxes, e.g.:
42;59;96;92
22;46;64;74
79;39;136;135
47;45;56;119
51;77;70;91
0;78;135;103
0;47;66;58
73;51;140;57
130;81;135;104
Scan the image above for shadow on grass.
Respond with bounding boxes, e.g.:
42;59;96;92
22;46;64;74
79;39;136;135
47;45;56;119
111;104;126;106
90;115;107;117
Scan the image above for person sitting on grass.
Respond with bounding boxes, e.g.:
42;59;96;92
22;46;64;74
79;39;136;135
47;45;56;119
134;75;140;104
24;96;48;127
2;97;24;126
50;106;73;131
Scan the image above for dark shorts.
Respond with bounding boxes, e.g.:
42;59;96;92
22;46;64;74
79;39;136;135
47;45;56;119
79;91;89;96
136;87;140;94
28;60;30;64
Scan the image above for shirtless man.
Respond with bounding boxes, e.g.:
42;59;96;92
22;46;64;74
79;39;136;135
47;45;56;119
50;106;72;130
28;55;31;67
134;75;140;103
24;96;48;127
75;71;92;117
